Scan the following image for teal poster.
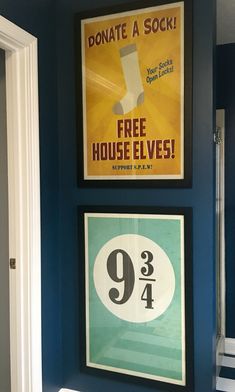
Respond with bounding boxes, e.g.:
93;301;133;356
85;212;185;386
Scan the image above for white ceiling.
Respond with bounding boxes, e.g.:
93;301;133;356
217;0;235;44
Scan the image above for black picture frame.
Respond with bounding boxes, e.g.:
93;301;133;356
78;205;194;391
75;0;192;188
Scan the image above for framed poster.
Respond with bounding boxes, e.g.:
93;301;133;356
75;0;192;187
78;206;193;391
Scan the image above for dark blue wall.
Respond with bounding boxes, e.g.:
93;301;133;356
57;0;216;391
0;1;62;391
0;0;217;390
217;43;235;338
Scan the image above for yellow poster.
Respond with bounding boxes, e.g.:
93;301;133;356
81;2;184;180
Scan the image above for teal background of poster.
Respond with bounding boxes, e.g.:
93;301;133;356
86;214;184;382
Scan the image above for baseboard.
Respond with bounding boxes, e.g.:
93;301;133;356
225;338;235;356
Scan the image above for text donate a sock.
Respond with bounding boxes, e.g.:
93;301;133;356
113;43;144;115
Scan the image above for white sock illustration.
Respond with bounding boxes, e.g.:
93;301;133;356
113;43;144;115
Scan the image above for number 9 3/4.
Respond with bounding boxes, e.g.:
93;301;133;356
93;234;175;323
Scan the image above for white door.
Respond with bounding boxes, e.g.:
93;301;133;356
0;17;42;392
0;47;11;392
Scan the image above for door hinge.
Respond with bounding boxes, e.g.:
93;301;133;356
9;258;16;270
214;126;222;145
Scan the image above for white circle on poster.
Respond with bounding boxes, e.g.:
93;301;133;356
93;234;175;323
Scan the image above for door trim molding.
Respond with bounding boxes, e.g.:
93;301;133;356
216;108;226;338
0;16;42;392
216;109;226;380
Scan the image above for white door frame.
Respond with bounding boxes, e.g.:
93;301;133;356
216;109;226;375
0;16;42;392
216;109;226;338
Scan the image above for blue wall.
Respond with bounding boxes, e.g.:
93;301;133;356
57;0;216;391
0;1;62;391
217;43;235;338
0;0;217;391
